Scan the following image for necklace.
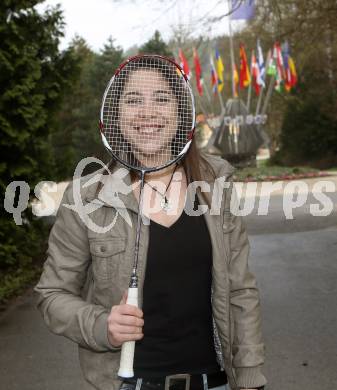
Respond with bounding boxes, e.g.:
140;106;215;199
145;164;178;212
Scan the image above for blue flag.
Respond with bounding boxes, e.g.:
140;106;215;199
231;0;255;20
256;39;265;87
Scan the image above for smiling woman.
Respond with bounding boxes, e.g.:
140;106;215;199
35;54;266;390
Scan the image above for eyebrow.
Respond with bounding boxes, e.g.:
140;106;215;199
123;90;172;97
154;90;171;95
123;91;141;97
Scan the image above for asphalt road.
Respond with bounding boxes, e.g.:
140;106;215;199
1;177;337;390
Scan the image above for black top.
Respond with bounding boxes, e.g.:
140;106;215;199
134;209;221;377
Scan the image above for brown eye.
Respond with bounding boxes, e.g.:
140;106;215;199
155;95;171;104
125;97;143;105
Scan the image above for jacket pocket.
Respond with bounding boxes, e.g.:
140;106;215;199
89;237;126;282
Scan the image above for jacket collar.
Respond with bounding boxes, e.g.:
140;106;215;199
84;162;140;213
83;154;235;213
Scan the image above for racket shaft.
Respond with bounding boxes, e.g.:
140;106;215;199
118;287;138;378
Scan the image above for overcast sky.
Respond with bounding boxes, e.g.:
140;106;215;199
36;0;232;52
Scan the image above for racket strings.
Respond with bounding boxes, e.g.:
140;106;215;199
101;56;194;170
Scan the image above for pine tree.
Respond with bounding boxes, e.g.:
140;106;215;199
52;36;124;178
0;0;80;301
139;30;173;57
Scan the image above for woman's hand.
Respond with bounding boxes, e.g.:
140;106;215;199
107;291;144;347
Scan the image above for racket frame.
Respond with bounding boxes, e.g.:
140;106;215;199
99;54;196;174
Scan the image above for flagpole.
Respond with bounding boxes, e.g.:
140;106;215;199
261;74;275;116
246;49;254;112
191;74;211;116
255;87;264;115
255;75;273;147
259;47;275;116
198;96;210;120
203;81;212;105
228;0;236;99
217;81;226;116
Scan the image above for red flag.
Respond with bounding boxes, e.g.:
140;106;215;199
193;47;203;95
251;51;260;96
178;48;190;79
233;64;239;97
275;42;285;80
239;43;251;88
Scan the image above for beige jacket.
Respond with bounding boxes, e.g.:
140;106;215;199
35;154;267;390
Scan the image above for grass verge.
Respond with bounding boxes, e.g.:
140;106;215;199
233;164;331;182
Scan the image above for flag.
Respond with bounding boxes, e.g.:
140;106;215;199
275;42;285;79
215;48;225;92
282;41;291;92
256;39;265;88
210;56;218;94
239;43;251;88
282;41;297;91
288;57;298;88
193;47;203;95
274;42;285;92
233;63;239;97
231;0;255;20
178;48;190;79
266;48;276;76
251;51;260;95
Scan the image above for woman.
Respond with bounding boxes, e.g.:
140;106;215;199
35;56;267;390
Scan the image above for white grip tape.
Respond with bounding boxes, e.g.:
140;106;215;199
117;287;138;378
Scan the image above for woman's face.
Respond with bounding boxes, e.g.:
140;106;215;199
119;69;178;163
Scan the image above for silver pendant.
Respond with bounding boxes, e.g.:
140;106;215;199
160;197;172;212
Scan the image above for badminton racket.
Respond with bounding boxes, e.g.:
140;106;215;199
99;54;195;378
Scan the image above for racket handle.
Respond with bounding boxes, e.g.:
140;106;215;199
117;287;138;378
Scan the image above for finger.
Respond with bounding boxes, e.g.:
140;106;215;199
119;304;143;318
117;315;144;327
115;324;143;334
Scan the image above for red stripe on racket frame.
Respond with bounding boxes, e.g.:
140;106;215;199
99;120;104;133
112;54;188;82
187;128;195;140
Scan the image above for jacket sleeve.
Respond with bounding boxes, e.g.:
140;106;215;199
34;183;118;352
226;180;267;389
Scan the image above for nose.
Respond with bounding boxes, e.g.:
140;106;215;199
138;98;157;118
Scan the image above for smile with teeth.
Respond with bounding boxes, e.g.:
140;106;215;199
133;123;165;134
